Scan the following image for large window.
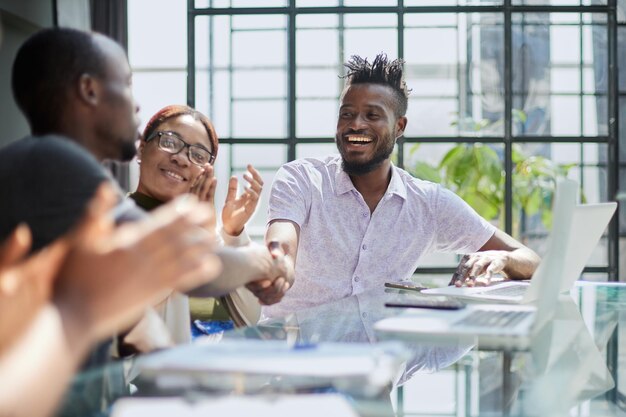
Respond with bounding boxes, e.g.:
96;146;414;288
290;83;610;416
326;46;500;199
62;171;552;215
128;0;623;281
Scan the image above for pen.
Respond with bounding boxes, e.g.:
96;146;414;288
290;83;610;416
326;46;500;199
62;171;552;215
293;343;317;350
384;281;427;291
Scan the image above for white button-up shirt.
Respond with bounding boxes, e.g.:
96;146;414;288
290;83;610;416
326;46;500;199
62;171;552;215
263;155;496;319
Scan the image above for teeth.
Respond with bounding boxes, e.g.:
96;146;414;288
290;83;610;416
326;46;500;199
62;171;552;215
164;170;184;181
347;136;373;143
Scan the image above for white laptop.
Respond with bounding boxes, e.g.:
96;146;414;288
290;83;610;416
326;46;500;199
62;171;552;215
422;185;617;304
374;179;615;350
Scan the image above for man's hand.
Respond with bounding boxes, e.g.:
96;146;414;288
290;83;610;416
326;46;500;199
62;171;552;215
222;164;264;236
55;190;222;343
0;183;123;353
449;251;509;287
0;225;72;353
450;230;540;287
245;240;294;305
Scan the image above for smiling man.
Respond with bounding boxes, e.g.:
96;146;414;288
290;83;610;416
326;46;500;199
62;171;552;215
263;54;540;319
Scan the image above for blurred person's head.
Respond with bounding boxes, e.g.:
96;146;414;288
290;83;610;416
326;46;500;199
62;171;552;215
136;105;218;202
11;27;140;161
335;54;409;176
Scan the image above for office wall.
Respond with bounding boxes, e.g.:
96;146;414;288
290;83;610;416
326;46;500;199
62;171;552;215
0;1;52;147
0;0;53;28
0;16;32;146
0;0;90;149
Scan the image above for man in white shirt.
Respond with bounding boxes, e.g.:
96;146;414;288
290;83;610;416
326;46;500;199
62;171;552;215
263;54;540;319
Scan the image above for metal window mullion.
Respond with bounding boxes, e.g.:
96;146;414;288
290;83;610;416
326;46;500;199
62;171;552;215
209;0;215;121
228;10;235;175
216;135;614;144
520;13;528;136
579;12;585;191
462;13;472;138
188;5;608;17
510;5;606;13
337;1;345;155
504;0;513;236
397;0;405;170
606;0;620;404
187;0;195;108
607;0;619;282
288;0;297;162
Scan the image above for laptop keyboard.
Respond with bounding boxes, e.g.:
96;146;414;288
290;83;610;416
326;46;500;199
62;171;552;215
452;310;532;328
479;285;527;297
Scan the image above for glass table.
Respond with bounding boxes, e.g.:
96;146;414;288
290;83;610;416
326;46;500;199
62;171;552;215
58;282;626;417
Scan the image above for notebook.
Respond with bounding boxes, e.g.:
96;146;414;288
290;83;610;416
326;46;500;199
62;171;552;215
374;179;613;350
112;395;359;417
135;338;409;395
422;184;616;304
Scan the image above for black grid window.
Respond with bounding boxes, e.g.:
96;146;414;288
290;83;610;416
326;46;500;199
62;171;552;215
187;0;621;283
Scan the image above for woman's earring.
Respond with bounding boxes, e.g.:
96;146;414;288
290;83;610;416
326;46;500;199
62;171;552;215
137;158;141;165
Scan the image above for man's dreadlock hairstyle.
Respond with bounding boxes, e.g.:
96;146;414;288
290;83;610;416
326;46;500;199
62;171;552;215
341;53;410;117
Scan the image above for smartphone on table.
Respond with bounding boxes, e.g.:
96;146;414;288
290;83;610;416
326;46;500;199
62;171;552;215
384;281;428;292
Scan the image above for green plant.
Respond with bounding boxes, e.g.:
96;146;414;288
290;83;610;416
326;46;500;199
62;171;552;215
406;112;576;238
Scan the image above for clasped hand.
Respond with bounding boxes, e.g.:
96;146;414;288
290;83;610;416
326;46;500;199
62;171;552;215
245;241;295;306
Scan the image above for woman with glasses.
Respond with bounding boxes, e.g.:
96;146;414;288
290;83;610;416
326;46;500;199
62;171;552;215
128;104;264;344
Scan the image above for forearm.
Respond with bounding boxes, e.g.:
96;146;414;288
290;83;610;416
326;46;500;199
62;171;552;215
186;246;267;297
0;304;94;417
503;247;541;280
477;229;541;281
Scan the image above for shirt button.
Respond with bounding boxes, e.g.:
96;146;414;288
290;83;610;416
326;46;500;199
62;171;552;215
361;312;368;318
362;212;368;218
354;276;360;282
362;244;367;250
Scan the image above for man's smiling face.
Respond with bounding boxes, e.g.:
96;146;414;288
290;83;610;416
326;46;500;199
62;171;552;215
335;83;406;176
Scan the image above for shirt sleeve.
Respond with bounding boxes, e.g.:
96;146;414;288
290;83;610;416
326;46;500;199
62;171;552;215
432;186;496;253
267;162;311;227
219;226;252;247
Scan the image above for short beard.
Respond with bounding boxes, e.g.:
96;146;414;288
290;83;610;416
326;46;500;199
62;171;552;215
338;135;395;176
342;152;388;175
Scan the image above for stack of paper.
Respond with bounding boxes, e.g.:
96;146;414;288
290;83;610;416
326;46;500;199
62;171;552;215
135;339;409;397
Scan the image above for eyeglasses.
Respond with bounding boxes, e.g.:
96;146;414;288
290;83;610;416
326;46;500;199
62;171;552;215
146;131;215;166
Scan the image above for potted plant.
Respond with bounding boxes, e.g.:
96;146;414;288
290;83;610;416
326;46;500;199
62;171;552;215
406;112;575;239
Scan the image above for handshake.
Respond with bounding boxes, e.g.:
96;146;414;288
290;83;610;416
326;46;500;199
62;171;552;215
245;240;295;306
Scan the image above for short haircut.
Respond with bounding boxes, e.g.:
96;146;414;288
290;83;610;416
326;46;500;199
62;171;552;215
143;105;219;161
12;28;108;134
342;53;410;117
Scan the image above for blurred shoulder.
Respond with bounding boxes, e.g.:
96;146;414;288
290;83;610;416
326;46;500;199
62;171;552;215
0;134;102;171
